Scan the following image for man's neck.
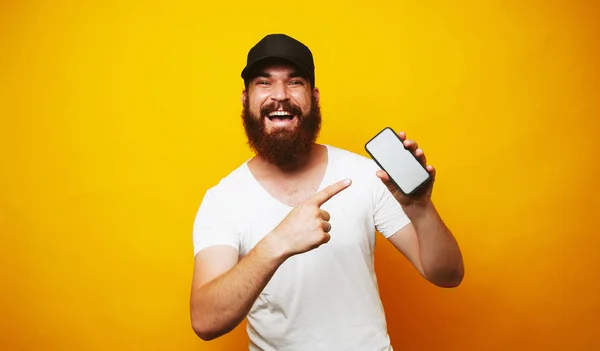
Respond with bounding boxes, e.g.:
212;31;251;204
249;143;325;179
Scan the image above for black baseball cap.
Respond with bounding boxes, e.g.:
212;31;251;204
241;34;315;86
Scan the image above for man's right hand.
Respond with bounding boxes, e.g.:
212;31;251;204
190;178;352;341
267;178;353;258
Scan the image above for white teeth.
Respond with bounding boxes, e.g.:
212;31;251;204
268;111;292;117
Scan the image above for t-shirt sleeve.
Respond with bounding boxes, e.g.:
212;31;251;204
372;172;412;238
192;187;240;256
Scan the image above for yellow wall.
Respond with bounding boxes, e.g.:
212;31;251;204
1;0;599;350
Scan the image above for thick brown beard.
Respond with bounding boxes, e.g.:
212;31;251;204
242;94;322;169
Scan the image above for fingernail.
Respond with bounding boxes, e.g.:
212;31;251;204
344;178;352;185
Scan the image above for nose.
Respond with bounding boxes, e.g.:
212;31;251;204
270;81;289;102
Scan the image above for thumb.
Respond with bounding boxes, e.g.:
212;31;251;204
376;170;398;194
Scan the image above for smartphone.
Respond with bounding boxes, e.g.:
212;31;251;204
365;127;431;196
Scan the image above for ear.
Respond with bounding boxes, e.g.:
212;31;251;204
313;87;320;104
241;90;247;106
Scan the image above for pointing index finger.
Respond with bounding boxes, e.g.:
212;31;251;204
309;179;352;207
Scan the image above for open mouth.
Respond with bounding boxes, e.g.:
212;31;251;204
265;110;297;127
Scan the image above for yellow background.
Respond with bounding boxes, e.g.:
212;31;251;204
1;0;599;350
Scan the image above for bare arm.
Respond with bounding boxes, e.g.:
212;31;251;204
190;238;286;341
376;131;463;288
388;201;464;288
190;179;352;340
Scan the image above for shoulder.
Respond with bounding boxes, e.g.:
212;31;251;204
324;144;385;200
201;161;253;202
326;144;381;175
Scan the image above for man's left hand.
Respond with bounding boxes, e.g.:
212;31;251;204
376;131;436;208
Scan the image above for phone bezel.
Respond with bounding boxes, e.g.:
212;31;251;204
364;126;432;196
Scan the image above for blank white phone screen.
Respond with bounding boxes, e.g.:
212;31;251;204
366;128;430;194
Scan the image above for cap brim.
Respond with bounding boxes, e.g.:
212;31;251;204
241;55;313;80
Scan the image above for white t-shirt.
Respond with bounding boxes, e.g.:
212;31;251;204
193;145;411;351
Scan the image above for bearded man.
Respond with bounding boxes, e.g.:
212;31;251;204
189;33;464;351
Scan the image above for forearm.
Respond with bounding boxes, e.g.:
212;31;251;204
190;237;286;340
405;201;464;287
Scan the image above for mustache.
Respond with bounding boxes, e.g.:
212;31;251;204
260;101;303;118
